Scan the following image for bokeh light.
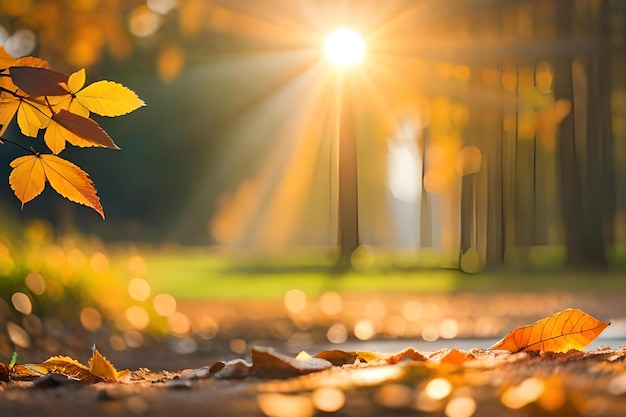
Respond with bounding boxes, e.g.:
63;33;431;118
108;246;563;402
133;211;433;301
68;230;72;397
326;323;348;344
147;0;177;15
11;292;32;315
109;334;126;351
7;322;30;348
192;315;218;340
425;378;453;400
501;377;545;409
129;5;161;37
230;338;247;354
125;306;150;330
124;330;145;348
284;289;307;314
128;278;151;301
421;323;440;342
312;387;345;412
354;320;376;341
319;291;343;316
80;306;103;331
439;319;459;339
3;28;36;57
607;373;626;395
90;252;110;273
128;255;148;275
402;300;423;321
167;311;191;336
153;293;177;317
24;272;46;295
376;383;413;409
22;314;43;336
445;396;477;417
257;393;314;417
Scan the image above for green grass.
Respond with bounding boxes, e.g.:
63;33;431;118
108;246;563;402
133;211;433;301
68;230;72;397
140;248;626;300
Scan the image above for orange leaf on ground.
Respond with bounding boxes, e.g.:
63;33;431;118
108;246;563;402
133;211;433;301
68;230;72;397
88;348;119;382
9;363;49;380
490;309;609;353
251;347;332;379
387;348;428;365
0;362;9;382
432;348;475;365
9;154;104;218
42;356;91;381
314;350;359;366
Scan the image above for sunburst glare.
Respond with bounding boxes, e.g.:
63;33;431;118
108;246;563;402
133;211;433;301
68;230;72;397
324;28;366;68
167;1;522;256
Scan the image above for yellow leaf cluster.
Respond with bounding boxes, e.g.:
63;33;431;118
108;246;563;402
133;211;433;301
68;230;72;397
0;45;144;217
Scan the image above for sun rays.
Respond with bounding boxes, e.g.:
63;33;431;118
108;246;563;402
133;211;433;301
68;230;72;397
168;1;502;252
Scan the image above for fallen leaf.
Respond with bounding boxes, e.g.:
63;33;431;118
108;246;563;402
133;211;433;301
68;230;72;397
433;348;475;365
42;356;91;381
490;309;610;353
314;350;359;366
0;362;10;382
10;363;50;380
88;348;119;381
9;153;104;218
251;347;333;379
209;359;252;379
387;348;428;365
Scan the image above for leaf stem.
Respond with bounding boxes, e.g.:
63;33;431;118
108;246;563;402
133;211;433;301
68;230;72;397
0;136;38;154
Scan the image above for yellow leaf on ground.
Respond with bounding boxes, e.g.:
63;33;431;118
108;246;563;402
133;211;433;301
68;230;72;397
88;348;119;382
10;363;49;379
490;309;609;353
42;356;91;381
9;154;104;218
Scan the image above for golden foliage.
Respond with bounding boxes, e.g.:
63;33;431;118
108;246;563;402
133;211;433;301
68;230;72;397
0;46;143;216
9;154;104;218
490;309;609;353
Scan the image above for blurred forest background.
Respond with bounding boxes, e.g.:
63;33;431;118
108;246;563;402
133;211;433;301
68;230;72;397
0;0;625;271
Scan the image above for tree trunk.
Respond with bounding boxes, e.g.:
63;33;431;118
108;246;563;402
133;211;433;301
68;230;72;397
336;75;359;270
553;0;613;268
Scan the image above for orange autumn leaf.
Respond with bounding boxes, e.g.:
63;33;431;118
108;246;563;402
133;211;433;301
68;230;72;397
45;109;119;153
9;153;104;218
0;46;17;69
490;309;609;353
42;356;91;381
88;348;120;382
10;363;49;380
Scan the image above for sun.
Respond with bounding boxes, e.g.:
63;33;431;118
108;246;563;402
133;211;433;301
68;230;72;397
323;28;366;68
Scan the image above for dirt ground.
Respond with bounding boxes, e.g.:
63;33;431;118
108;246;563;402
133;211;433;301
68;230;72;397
1;290;626;417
